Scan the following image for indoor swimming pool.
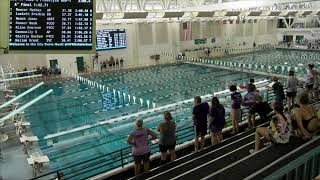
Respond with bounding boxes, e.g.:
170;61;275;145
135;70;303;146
15;59;274;179
186;49;320;78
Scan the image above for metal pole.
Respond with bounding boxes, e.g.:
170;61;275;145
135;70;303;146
121;149;124;167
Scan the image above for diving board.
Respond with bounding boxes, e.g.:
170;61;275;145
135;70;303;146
0;82;44;110
44;80;269;140
0;74;42;82
0;89;53;124
5;70;37;76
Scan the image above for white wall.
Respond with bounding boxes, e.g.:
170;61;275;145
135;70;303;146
276;30;320;42
180;19;278;51
96;21;179;67
0;18;280;72
0;53;92;75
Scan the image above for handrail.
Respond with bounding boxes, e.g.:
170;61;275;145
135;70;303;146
264;136;320;180
0;65;4;78
61;127;195;180
0;82;44;110
30;126;196;180
47;117;194;161
30;90;275;180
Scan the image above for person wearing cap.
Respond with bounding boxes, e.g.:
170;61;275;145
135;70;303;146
127;119;157;175
271;77;285;103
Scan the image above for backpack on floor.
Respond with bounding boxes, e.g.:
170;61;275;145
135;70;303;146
254;101;273;118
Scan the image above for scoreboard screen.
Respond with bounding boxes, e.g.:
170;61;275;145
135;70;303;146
96;29;127;51
9;0;93;50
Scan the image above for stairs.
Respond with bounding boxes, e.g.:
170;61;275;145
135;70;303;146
102;120;320;180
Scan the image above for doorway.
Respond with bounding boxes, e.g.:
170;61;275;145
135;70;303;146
283;35;293;43
49;59;58;69
76;57;85;72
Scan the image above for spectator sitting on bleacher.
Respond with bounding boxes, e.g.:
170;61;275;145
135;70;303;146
208;97;225;145
294;93;320;140
192;96;209;152
157;112;177;165
251;102;291;153
127;119;158;175
244;85;260;128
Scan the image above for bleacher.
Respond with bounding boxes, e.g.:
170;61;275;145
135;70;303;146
99;102;320;180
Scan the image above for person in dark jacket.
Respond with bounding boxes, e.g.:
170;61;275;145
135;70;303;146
209;97;225;145
192;96;209;151
271;77;285;103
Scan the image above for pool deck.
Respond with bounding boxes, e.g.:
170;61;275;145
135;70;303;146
0;139;34;180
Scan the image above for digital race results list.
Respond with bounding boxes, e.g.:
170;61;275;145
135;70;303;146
96;29;127;51
9;0;93;50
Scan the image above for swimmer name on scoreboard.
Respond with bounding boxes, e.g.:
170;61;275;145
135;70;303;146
9;0;93;50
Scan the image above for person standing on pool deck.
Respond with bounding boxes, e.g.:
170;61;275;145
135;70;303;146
110;56;115;69
116;58;119;69
108;58;113;70
229;85;242;134
127;119;157;175
208;97;226;145
120;57;124;68
157;112;176;165
192;96;209;151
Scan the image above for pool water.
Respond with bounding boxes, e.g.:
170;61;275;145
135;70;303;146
210;49;320;78
15;57;275;178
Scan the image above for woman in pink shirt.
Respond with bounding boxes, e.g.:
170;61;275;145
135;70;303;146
127;119;158;175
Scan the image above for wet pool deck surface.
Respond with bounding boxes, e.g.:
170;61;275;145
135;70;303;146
0;139;34;180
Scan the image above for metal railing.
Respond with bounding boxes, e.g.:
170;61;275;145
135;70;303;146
30;90;275;180
265;139;320;180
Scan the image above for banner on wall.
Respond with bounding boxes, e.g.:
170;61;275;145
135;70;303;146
194;38;207;45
